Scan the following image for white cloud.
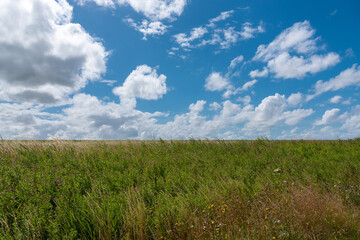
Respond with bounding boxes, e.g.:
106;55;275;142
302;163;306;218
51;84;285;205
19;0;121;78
174;27;208;48
78;0;115;7
342;99;351;105
253;21;340;80
53;93;160;139
204;72;231;91
220;100;242;117
246;93;287;129
0;0;108;104
330;95;342;104
125;18;168;39
277;105;360;139
241;80;257;91
249;67;268;78
0;102;54;139
245;93;314;132
205;55;258;99
209;102;221;111
189;100;206;113
267;52;340;79
211;23;264;49
79;0;186;39
229;55;244;69
0;92;316;140
237;95;251;105
173;12;264;51
240;22;265;39
308;64;360;100
113;65;167;103
221;79;257;99
253;21;318;61
208;10;234;26
314;108;341;125
117;0;186;21
341;105;360;137
219;27;239;48
80;0;186;21
287;92;303;106
282;109;315;125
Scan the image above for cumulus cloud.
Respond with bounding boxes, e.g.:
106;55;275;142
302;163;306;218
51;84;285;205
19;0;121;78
189;100;206;113
341;105;360;137
125;18;168;39
287;93;303;106
79;0;186;20
267;52;340;79
244;93;314;132
237;95;251;105
307;64;360;100
205;56;258;99
209;102;221;111
330;95;342;104
0;92;316;140
276;105;360;139
0;0;108;104
254;21;317;61
253;21;340;79
79;0;186;39
314;108;340;125
159;94;312;138
249;67;268;78
204;72;231;91
0;102;50;139
113;65;168;105
118;0;186;20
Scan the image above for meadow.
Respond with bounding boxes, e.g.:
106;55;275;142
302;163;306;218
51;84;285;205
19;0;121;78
0;139;359;239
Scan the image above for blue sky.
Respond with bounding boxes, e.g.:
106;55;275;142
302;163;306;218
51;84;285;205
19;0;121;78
0;0;359;139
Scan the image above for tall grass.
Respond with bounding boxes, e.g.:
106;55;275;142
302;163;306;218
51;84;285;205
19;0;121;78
0;139;359;239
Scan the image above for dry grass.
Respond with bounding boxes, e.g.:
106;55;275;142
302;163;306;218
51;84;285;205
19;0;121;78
153;184;360;240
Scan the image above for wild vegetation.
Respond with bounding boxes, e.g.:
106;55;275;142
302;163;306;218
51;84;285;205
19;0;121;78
0;139;359;239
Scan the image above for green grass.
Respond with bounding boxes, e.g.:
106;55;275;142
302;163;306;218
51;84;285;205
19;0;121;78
0;139;359;239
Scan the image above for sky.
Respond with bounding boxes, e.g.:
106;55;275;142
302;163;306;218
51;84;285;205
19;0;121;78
0;0;359;140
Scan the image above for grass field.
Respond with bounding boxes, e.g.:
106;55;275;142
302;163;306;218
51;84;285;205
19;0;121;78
0;139;359;239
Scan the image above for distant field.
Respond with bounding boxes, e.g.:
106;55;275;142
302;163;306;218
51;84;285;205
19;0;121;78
0;139;359;239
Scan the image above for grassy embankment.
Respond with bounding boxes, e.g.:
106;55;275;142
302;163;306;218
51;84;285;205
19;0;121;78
0;139;360;239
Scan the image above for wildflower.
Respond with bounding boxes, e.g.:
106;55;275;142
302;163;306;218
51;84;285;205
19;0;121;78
266;208;270;211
